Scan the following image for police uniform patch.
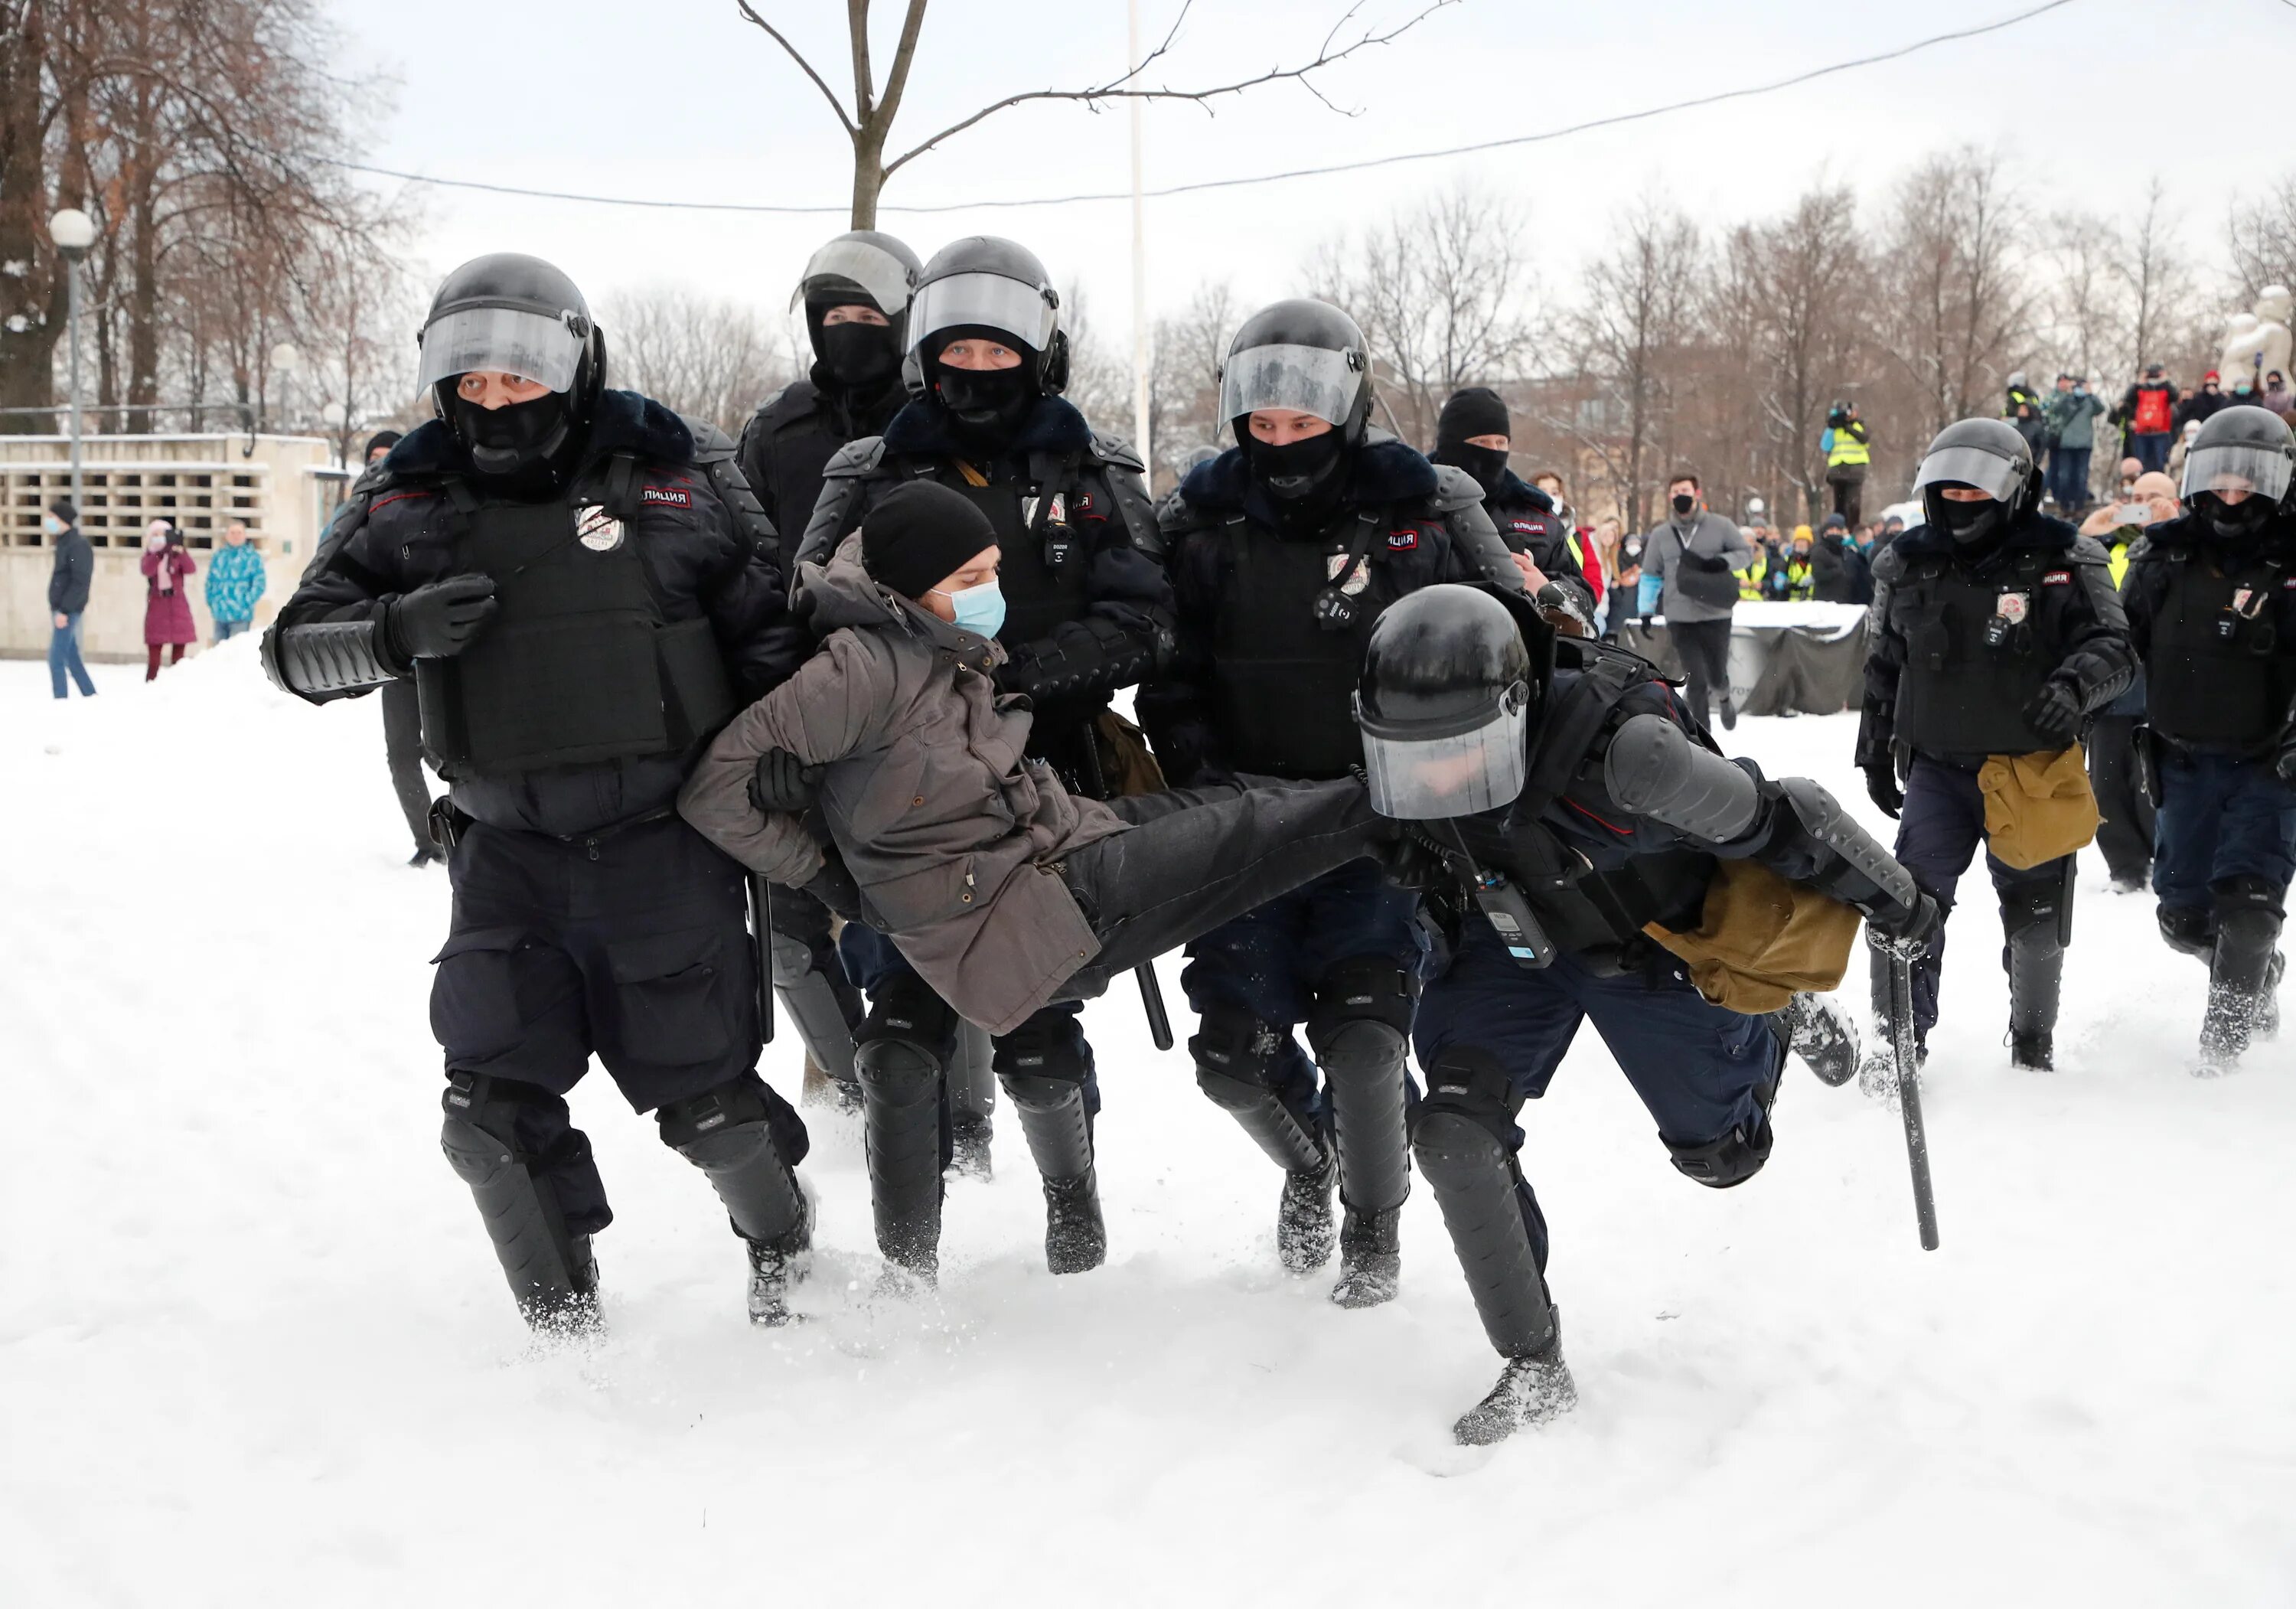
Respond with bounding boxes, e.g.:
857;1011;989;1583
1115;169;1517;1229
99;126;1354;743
1387;527;1420;552
1995;591;2029;623
576;505;625;552
2041;570;2072;586
1327;552;1373;594
641;485;691;509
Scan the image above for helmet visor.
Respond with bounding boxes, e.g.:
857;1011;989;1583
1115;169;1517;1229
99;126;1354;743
2181;442;2293;505
1912;443;2027;502
908;271;1058;354
416;305;585;393
1219;342;1362;427
1356;694;1528;820
794;238;915;317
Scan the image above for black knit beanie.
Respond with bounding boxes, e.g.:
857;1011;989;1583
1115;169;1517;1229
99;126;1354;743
861;480;1000;599
364;429;403;462
48;496;77;524
1436;387;1511;452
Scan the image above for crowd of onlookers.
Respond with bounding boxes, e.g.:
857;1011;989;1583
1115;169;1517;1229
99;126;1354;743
41;494;269;699
2006;363;2296;516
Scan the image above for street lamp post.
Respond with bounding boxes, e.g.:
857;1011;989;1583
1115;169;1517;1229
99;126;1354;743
270;341;301;435
48;208;96;516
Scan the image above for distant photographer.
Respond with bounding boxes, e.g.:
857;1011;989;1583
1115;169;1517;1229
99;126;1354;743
1821;400;1870;527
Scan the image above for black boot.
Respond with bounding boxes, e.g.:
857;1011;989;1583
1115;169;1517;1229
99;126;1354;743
659;1079;814;1324
1330;1205;1401;1309
1780;991;1860;1086
745;1190;813;1327
946;1023;996;1180
1000;1055;1106;1275
2003;874;2067;1072
2198;882;2286;1074
1453;1324;1578;1446
1277;1150;1339;1273
1042;1171;1107;1275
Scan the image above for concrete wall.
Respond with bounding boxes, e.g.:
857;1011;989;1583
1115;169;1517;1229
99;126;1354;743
1;433;351;660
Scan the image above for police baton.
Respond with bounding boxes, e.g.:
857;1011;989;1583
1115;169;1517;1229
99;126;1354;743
1883;938;1939;1251
748;873;776;1046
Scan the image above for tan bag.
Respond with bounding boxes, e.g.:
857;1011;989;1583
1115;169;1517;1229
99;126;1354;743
1645;858;1864;1015
1978;746;2099;870
1093;709;1167;798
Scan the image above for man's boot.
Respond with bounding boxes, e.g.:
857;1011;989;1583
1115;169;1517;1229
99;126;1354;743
947;1022;996;1180
1780;990;1860;1086
1192;1007;1332;1271
2198;879;2286;1074
658;1077;812;1326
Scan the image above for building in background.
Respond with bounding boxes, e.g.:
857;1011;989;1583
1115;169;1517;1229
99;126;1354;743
1;433;347;661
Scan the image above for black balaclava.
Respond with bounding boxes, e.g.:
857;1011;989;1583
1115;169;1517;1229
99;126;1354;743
931;325;1037;452
809;302;905;393
1933;491;2004;548
1431;386;1512;498
2206;494;2275;543
452;390;575;488
1244;426;1349;527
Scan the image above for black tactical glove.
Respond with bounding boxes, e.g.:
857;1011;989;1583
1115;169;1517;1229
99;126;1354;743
2275;741;2296;788
1864;888;1942;948
385;573;498;660
748;748;823;814
802;854;862;922
2022;678;2085;748
1864;762;1904;820
1685;551;1734;573
1378;824;1456;893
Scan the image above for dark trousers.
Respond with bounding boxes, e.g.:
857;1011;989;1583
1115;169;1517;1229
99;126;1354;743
1668;618;1733;730
2130;432;2172;475
2153;748;2296;917
1414;925;1784;1268
1828;464;1866;526
2047;445;2092;511
1889;756;2073;1041
382;678;435;853
430;814;804;1234
2088;713;2156;885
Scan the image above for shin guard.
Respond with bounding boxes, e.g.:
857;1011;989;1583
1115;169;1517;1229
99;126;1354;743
1309;960;1416;1216
1192;1007;1324;1172
1414;1108;1556;1357
439;1082;596;1329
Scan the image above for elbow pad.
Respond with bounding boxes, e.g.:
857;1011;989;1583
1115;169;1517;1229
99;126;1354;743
1768;775;1918;913
1602;714;1760;842
263;618;399;699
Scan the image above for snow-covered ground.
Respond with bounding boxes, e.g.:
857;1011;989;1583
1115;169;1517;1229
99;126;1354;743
4;647;2291;1607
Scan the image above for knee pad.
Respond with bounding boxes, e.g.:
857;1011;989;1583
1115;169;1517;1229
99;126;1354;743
857;973;957;1060
993;1013;1091;1101
1414;1047;1522;1141
1412;1106;1518;1192
856;1037;941;1108
655;1073;778;1150
439;1071;563;1160
1305;958;1418;1056
2213;875;2289;925
1190;1005;1293;1106
1999;876;2066;943
1665;1118;1773;1190
2158;904;2216;961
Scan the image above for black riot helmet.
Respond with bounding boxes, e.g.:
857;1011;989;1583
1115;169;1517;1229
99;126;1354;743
2180;403;2296;538
1355;584;1550;820
794;230;923;374
1220;298;1373;447
1913;416;2041;545
416;253;604;479
905;236;1068;397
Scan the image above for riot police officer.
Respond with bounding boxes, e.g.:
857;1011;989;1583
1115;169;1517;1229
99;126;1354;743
1857;419;2135;1081
794;235;1174;1285
1427;385;1594;627
738;231;925;1116
1137;298;1522;1308
263;254;813;1332
2119;405;2296;1071
1356;583;1934;1443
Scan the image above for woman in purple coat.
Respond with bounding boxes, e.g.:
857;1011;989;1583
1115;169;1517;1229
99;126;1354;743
140;519;197;678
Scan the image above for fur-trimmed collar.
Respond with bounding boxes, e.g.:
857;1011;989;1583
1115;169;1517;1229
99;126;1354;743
1489;469;1556;513
1891;510;2079;562
1179;429;1439;521
380;389;696;480
881;394;1092;460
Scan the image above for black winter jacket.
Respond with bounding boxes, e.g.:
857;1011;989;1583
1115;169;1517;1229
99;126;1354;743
735;366;907;548
1481;471;1595;623
2119;511;2296;757
272;389;804;835
47;525;93;615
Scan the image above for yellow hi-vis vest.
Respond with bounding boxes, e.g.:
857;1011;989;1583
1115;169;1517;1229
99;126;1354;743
1827;424;1870;468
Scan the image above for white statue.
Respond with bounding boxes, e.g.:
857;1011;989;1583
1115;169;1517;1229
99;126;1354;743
2219;286;2294;395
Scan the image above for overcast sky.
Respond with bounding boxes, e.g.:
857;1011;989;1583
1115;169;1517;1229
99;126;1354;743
334;0;2296;352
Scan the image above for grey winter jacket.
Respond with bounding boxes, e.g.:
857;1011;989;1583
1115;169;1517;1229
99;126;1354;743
1642;510;1754;623
678;536;1128;1033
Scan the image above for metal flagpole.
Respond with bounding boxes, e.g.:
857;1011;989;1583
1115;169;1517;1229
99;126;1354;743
1127;0;1152;467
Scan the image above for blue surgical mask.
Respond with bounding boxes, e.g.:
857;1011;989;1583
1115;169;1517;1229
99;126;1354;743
42;515;63;536
934;579;1006;640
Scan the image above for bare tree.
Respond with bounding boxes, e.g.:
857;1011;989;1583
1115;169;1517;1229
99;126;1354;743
605;285;796;435
1149;276;1237;491
1877;149;2039;445
1056;283;1136;438
1309;183;1539;449
1545;197;1704;533
2229;171;2296;302
735;0;1453;227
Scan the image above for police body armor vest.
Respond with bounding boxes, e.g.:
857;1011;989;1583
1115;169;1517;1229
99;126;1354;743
413;464;735;778
1490;638;1714;957
2145;547;2296;749
1208;507;1395;780
1887;548;2063;756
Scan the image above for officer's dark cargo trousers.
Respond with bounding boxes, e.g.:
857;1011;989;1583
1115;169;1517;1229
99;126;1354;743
381;678;435;854
431;813;807;1235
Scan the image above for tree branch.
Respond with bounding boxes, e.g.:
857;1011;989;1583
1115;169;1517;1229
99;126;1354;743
869;0;931;140
846;0;874;122
735;1;857;136
883;0;1452;178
